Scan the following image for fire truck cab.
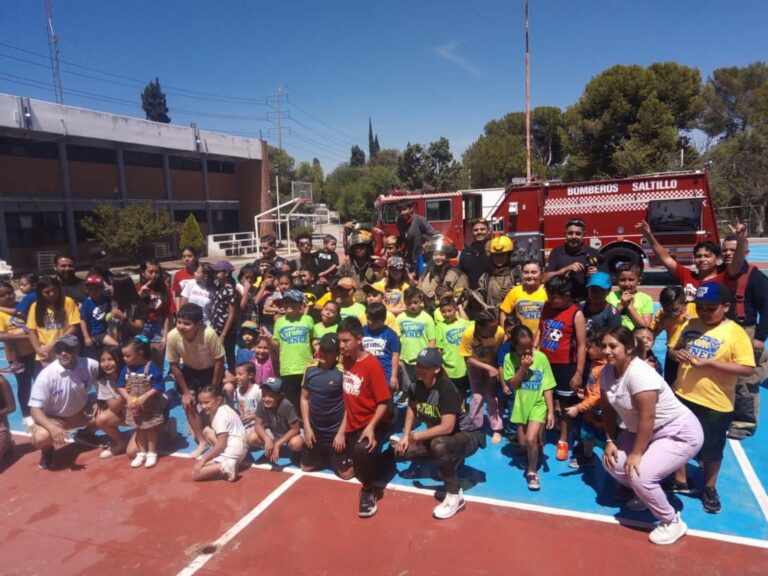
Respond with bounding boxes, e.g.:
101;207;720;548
491;170;719;272
375;190;484;247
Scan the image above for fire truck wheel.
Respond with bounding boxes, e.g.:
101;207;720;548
602;246;643;274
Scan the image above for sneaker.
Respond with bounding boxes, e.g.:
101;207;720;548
433;489;465;519
130;452;147;468
661;477;697;495
389;434;402;445
358;487;378;518
38;447;54;470
625;496;648;512
648;513;687;545
556;441;569;461
144;452;158;468
220;458;237;481
567;453;597;469
73;429;101;448
702;487;722;513
100;443;126;459
526;472;541;491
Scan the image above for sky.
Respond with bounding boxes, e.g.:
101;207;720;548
1;0;767;172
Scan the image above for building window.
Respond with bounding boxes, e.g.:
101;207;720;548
207;159;236;174
124;150;162;168
67;145;116;164
425;199;452;222
212;209;240;233
5;211;68;248
0;136;58;159
169;156;202;171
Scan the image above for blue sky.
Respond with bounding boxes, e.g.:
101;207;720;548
1;1;766;171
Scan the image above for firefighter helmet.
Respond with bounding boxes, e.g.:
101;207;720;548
487;235;514;254
348;230;373;250
427;236;457;259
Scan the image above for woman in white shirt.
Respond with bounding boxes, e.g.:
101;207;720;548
600;326;703;546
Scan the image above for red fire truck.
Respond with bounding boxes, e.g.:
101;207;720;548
375;171;719;272
490;170;719;271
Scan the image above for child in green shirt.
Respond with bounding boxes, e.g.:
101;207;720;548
435;296;471;399
273;290;314;412
396;287;435;392
606;263;654;330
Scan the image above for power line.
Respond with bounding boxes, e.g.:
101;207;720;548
288;127;352;155
287;94;363;146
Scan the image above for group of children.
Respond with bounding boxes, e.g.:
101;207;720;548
0;234;758;527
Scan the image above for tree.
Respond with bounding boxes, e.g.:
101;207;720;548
178;213;207;254
81;202;180;261
425;137;462;191
369;147;399;168
268;146;296;204
141;77;170;123
563;63;702;179
295;158;325;202
701;62;768;140
396;143;427;189
350;145;366;167
368;118;381;161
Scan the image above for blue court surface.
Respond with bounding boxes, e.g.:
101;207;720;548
3;320;768;551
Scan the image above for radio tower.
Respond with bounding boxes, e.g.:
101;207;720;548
43;0;64;103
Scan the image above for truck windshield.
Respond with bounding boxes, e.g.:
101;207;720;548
380;203;398;224
648;198;703;233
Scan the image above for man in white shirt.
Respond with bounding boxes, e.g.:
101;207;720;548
28;335;100;470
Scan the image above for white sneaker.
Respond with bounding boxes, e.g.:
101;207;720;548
220;458;237;481
648;513;687;545
433;489;465;520
130;452;147;468
144;452;158;468
626;496;648;512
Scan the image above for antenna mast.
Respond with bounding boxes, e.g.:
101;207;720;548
43;0;64;103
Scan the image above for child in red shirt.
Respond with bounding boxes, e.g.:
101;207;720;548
338;316;392;518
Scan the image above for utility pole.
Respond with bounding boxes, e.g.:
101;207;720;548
525;0;531;183
43;0;63;103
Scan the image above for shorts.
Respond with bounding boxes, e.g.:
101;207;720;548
178;366;215;394
580;420;606;447
301;439;353;473
678;397;732;463
142;319;165;344
511;395;548;425
551;363;578;398
91;332;108;345
29;410;91;439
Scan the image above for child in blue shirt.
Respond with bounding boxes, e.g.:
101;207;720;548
80;274;112;355
362;302;401;392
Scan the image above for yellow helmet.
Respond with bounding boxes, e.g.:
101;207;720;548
488;235;514;254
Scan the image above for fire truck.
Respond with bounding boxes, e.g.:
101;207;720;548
490;170;719;271
375;171;719;272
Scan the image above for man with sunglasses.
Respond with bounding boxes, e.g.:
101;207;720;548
396;200;438;267
27;334;100;470
458;218;492;290
290;233;320;276
542;219;606;302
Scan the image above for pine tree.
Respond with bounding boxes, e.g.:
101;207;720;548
141;77;171;123
368;118;376;160
179;213;206;254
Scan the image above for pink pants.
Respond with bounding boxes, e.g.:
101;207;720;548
468;365;502;432
606;408;703;523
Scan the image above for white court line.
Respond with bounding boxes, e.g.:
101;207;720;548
11;429;768;551
176;472;303;576
729;438;768;523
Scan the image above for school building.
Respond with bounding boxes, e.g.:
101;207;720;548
0;92;272;271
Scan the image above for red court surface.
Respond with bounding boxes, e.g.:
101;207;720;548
2;436;767;576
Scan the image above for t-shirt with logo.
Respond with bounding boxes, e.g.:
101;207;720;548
396;311;436;364
436;318;472;379
499;284;547;335
458;325;505;364
502;350;556;425
341;354;391;432
407;374;476;433
274;314;314;376
673;265;728;303
234;384;262;427
669;318;755;412
581;302;622;338
372;280;410;312
80;295;111;336
606;290;654;330
313;249;340;273
26;297;81;360
0;309;35;357
538;302;579;365
303;361;345;442
362;325;400;383
339;302;366;321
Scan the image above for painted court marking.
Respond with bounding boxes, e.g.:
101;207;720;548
729;438;768;523
176;472;303;576
10;429;768;552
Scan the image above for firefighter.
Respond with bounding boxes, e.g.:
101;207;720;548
417;237;468;311
477;235;519;310
338;230;377;300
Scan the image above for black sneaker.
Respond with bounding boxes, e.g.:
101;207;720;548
702;487;722;513
358;487;378;518
662;477;697;494
73;429;101;448
38;447;54;470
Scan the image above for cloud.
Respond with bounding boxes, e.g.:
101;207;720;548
435;41;482;76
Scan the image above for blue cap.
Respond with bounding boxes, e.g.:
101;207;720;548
695;282;730;304
586;271;612;290
416;348;443;368
260;377;283;393
282;289;306;303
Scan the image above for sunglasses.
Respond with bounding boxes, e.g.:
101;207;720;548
298;242;311;247
566;219;586;229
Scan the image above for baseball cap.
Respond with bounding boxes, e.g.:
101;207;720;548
586;271;612;290
415;348;443;368
387;256;405;269
372;256;387;268
210;260;234;272
318;333;340;352
695;282;730;304
85;273;105;286
362;283;385;295
240;320;259;332
282;289;306;304
333;277;357;291
54;334;80;351
261;377;283;393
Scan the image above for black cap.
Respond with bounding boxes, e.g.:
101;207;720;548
318;333;340;352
